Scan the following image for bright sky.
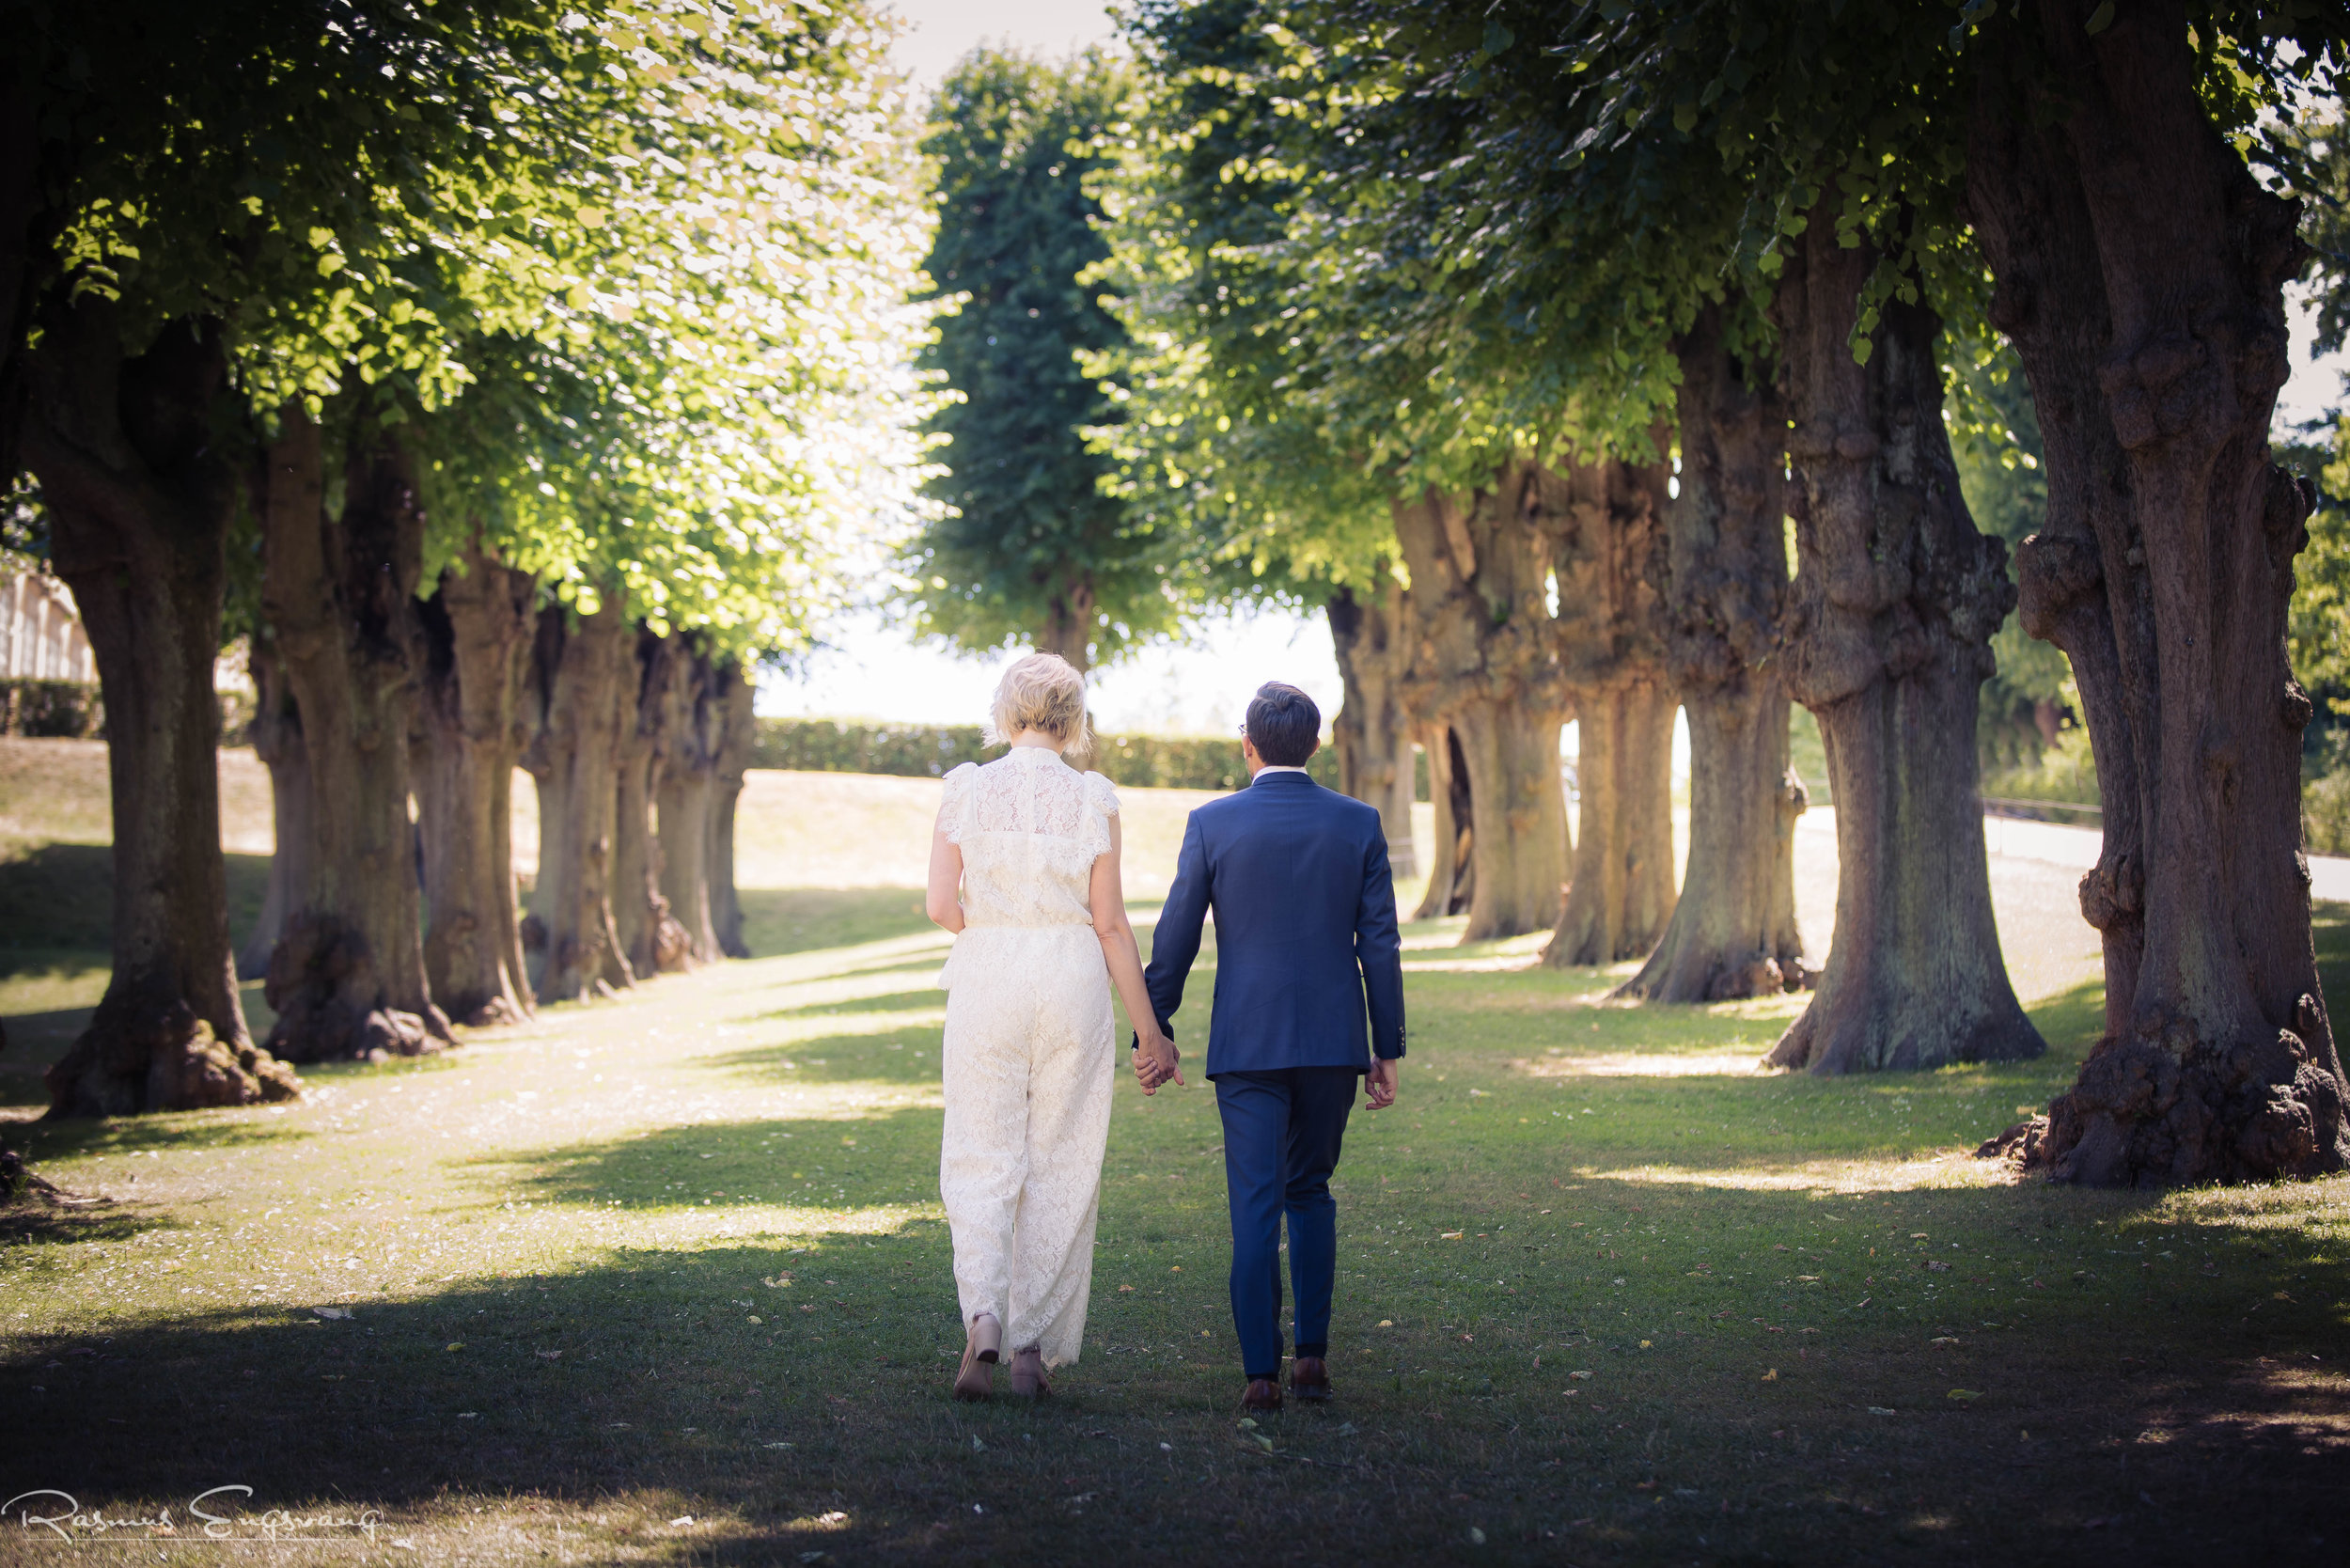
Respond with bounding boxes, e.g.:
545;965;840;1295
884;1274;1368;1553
754;2;2350;738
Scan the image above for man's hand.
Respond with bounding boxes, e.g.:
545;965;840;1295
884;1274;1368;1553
1133;1030;1185;1095
1365;1057;1399;1110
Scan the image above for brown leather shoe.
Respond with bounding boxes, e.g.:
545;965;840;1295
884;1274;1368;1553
1289;1356;1332;1403
1241;1377;1283;1413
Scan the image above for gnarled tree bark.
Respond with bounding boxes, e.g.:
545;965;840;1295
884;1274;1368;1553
1967;0;2346;1183
1394;479;1568;940
24;297;296;1113
1763;208;2043;1075
1543;459;1678;967
1328;580;1419;879
1412;724;1474;920
1618;309;1810;1000
613;628;691;977
657;648;725;964
522;597;635;1003
236;642;311;981
258;413;450;1062
709;661;754;959
413;545;537;1026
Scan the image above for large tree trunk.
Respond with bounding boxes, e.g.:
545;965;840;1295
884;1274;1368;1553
1763;207;2043;1075
1038;579;1096;674
613;628;691;977
236;643;311;981
413;546;537;1026
1393;481;1568;940
1619;309;1809;1000
1543;459;1677;967
1328;581;1418;878
522;598;636;1004
257;413;450;1062
1412;724;1473;920
24;297;297;1113
1966;1;2347;1184
1552;677;1678;965
709;661;753;958
657;650;724;964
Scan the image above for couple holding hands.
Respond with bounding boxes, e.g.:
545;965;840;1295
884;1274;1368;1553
924;655;1405;1411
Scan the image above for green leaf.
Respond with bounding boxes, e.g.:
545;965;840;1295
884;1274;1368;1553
2085;1;2116;35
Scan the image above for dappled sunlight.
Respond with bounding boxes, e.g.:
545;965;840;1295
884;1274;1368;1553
1402;932;1552;973
741;1005;947;1048
754;969;946;1018
1517;1049;1774;1078
1582;1151;2013;1194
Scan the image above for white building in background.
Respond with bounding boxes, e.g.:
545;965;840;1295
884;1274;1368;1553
1;567;97;682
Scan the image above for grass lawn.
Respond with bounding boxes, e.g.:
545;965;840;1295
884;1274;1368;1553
2;741;2347;1565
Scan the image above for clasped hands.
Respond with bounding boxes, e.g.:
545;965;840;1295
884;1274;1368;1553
1131;1030;1400;1110
1132;1026;1184;1095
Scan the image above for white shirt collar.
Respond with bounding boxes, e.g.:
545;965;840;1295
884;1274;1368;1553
1254;765;1308;776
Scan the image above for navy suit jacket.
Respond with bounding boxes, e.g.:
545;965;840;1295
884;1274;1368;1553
1140;769;1406;1077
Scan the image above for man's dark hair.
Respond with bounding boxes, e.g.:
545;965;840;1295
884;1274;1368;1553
1245;682;1321;767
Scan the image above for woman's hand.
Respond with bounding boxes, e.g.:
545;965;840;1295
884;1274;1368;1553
1133;1029;1184;1094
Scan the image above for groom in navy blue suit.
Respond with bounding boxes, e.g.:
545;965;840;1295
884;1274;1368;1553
1135;682;1405;1411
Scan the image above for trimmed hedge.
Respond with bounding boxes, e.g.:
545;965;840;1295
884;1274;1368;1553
0;680;102;738
750;716;1340;792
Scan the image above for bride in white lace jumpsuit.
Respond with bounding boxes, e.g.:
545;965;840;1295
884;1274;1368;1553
926;654;1181;1400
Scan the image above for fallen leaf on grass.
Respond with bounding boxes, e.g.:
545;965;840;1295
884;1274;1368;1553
1948;1389;1982;1402
311;1307;351;1321
1867;1406;1897;1416
1118;1284;1135;1293
669;1516;694;1528
1440;1231;1464;1240
1569;1370;1592;1380
1761;1369;1778;1382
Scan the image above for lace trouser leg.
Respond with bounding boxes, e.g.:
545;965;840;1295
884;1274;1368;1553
939;928;1114;1368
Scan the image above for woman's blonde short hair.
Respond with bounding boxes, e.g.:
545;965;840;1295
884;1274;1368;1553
985;652;1093;760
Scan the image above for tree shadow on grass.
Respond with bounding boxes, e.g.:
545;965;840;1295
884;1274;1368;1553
0;1172;2342;1564
0;844;271;972
760;987;944;1022
7;1110;317;1161
483;1110;947;1215
733;887;934;960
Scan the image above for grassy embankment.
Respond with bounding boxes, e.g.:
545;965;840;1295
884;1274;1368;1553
2;736;2346;1565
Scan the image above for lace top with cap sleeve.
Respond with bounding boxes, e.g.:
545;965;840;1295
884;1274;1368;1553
946;746;1112;929
938;760;980;845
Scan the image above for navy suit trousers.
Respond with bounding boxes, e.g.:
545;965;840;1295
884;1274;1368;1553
1216;1067;1357;1379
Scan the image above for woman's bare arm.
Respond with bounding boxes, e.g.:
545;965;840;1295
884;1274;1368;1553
1090;817;1183;1088
926;824;966;933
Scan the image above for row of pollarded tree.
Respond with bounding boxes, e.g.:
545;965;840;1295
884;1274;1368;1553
1100;0;2350;1191
1326;287;2037;1082
43;406;760;1116
6;1;932;1119
226;425;756;1055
